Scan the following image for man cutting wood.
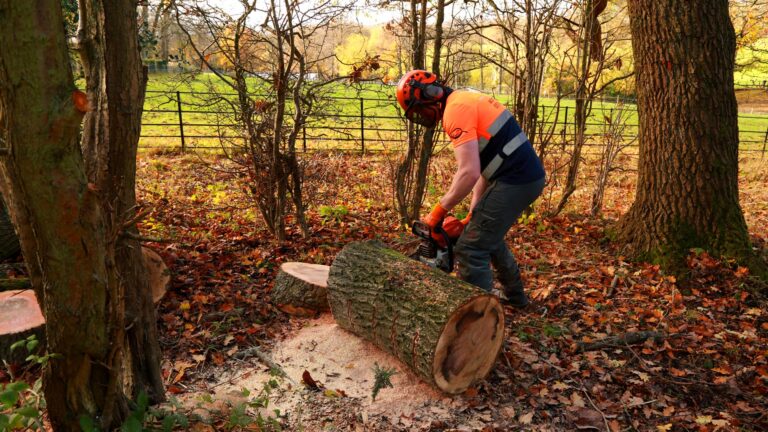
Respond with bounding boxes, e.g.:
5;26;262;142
396;70;546;308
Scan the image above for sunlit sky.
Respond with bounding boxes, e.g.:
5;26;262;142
213;0;404;26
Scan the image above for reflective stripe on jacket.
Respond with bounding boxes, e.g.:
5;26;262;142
442;90;545;184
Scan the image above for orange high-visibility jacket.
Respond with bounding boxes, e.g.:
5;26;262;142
442;90;545;184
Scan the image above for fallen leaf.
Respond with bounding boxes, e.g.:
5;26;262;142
696;415;713;425
609;419;620;432
669;368;687;377
519;412;534;424
632;370;650;382
501;405;516;418
573;408;603;430
302;370;320;390
570;392;586;408
656;424;672;432
173;361;194;383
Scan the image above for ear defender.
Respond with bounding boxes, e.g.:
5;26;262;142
423;84;444;101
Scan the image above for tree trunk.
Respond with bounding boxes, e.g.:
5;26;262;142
0;1;129;428
327;241;505;394
272;262;330;316
554;0;596;215
394;0;445;224
78;0;166;403
618;0;760;275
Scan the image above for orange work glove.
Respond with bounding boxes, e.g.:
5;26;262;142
442;216;465;240
461;211;472;226
422;203;448;229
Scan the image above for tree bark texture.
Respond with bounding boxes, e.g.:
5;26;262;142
78;0;166;404
0;1;127;429
619;0;755;271
271;262;330;316
327;241;505;394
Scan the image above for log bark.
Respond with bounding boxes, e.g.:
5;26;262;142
272;262;330;316
0;278;30;292
327;240;505;394
0;290;44;364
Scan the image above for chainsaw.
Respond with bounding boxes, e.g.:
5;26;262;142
410;217;463;273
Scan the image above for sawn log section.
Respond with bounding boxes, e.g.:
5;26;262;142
327;240;505;394
272;262;330;316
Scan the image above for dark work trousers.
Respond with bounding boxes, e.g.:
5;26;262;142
455;177;545;294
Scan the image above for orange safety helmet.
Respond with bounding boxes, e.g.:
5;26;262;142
396;70;446;127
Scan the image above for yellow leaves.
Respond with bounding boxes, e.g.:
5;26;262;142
180;301;191;310
632;370;650;382
695;415;713;425
656;424;672;432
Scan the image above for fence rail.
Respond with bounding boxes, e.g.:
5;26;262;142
138;90;768;157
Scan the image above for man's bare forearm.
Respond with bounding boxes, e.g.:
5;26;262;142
440;168;479;210
469;176;488;212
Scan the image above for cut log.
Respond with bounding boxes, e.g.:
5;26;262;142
327;240;505;394
142;247;170;303
272;262;330;316
0;290;45;364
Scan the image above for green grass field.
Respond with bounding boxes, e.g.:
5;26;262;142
138;73;768;154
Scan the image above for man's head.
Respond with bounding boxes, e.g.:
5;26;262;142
396;70;449;127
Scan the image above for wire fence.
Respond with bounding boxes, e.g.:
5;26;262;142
139;89;768;158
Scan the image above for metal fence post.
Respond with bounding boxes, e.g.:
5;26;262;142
563;106;569;144
360;98;365;154
176;91;186;153
762;126;768;159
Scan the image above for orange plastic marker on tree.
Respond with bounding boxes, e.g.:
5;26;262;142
72;90;89;113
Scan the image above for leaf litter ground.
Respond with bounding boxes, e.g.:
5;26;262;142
131;152;768;431
4;152;765;431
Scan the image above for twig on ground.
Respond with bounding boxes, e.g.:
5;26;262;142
120;231;176;243
234;345;296;385
577;331;664;352
576;379;612;432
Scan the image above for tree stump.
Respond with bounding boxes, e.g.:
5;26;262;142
272;262;330;316
327;240;505;394
142;247;170;303
0;290;45;364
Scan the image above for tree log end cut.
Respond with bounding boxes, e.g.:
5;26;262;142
272;262;330;316
327;240;505;394
142;247;170;303
433;295;504;393
0;290;45;363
